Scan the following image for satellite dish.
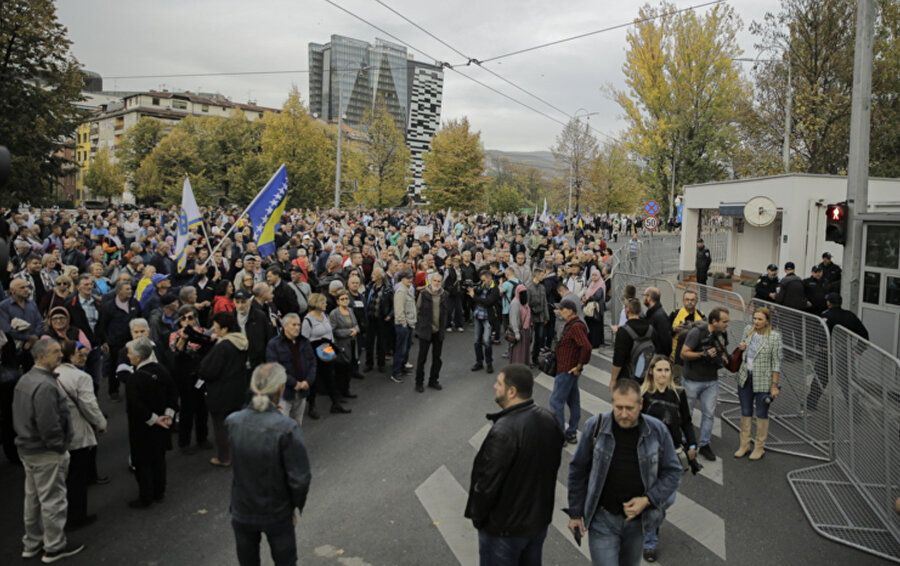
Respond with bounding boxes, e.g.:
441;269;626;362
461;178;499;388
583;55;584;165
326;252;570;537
744;196;778;227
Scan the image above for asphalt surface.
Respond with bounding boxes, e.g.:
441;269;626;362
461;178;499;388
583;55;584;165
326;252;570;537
0;324;888;566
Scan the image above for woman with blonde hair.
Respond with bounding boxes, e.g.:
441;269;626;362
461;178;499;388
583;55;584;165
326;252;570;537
639;354;698;562
734;306;782;460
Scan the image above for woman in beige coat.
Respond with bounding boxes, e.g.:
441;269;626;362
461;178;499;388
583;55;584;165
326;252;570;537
56;340;107;530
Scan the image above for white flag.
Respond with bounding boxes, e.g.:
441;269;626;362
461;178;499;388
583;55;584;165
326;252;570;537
540;198;550;223
443;207;452;235
175;176;202;273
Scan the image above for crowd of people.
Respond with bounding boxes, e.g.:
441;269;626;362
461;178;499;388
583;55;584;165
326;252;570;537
0;202;871;565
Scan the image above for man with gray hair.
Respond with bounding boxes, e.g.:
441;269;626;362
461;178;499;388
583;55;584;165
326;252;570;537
125;337;177;509
226;363;311;566
413;272;449;393
13;338;85;561
265;313;317;425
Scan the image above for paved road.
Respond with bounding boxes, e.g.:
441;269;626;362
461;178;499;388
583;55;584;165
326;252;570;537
0;323;887;566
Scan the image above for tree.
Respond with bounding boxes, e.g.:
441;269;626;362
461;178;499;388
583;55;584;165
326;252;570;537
0;0;87;205
259;87;335;208
423;118;488;211
587;141;647;213
550;118;599;213
486;183;522;214
612;2;749;218
133;124;207;205
115;117;164;190
351;97;410;208
82;148;124;204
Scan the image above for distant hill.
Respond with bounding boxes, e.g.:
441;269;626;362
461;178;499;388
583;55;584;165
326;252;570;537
485;149;563;178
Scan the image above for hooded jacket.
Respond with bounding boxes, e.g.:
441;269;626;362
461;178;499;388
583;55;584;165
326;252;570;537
199;332;250;414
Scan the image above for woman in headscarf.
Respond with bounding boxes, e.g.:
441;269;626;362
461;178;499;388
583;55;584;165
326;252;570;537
507;283;531;365
582;266;607;348
43;306;91;352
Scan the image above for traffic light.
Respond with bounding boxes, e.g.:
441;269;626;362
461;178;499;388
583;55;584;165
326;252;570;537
825;202;848;245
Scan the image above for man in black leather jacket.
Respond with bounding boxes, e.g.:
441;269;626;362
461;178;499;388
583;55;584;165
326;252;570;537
465;364;564;563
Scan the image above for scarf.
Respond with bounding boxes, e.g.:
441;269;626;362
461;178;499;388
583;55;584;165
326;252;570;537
583;267;606;301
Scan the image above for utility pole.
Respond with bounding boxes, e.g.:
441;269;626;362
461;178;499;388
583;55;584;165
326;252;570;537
335;83;344;210
668;139;678;222
842;0;875;314
783;60;792;173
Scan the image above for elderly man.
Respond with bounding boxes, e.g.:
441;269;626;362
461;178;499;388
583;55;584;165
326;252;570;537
13;339;85;562
413;272;449;393
98;280;141;401
265;313;317;425
125;337;178;509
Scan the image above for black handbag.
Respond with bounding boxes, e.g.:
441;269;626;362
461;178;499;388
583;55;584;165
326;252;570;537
538;351;557;376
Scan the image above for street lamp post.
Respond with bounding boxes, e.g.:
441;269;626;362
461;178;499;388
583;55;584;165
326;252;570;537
569;108;598;217
335;65;373;209
734;54;792;173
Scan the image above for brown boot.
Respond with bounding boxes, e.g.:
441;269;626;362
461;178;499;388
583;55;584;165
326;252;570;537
749;418;769;460
733;416;752;458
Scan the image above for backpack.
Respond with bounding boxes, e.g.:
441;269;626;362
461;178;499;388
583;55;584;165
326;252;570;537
674;319;707;366
623;324;655;383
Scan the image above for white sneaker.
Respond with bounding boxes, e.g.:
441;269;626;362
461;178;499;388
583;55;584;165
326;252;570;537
446;328;453;333
457;327;464;332
405;362;414;369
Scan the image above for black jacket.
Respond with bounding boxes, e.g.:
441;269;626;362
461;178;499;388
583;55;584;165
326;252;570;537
199;337;250;414
645;302;673;357
754;275;779;301
464;399;564;537
126;361;178;457
472;282;501;325
823;307;868;339
695;246;711;275
775;273;807;310
64;293;104;346
272;281;300;317
242;307;275;368
97;296;141;348
365;281;393;320
612;318;652;372
414;288;449;340
803;276;828;314
265;333;317;401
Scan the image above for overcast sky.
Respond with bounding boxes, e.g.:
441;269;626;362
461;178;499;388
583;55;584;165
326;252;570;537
56;0;783;152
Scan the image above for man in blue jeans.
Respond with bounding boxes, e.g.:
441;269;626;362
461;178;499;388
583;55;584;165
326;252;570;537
227;363;311;566
469;269;500;374
567;379;681;566
465;364;564;565
391;270;416;383
549;299;592;444
680;306;730;461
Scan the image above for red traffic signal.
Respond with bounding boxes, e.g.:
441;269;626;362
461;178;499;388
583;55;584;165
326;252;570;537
825;202;848;245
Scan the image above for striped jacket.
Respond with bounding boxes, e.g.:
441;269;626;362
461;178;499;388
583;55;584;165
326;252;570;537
736;328;783;392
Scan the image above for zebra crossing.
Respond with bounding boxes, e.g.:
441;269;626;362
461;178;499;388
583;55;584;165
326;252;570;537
415;359;729;565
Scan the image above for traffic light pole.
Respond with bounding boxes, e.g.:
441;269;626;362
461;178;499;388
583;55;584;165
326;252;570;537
842;0;875;314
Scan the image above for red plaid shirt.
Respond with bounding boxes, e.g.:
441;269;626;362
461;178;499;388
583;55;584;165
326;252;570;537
556;317;592;374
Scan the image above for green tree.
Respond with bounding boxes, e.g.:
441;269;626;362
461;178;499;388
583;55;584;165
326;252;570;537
613;2;749;218
423;118;488;211
550;118;599;212
587;141;647;213
82;148;124;204
486;183;522;214
133;125;207;205
0;0;87;205
260;87;335;208
115;117;164;189
351;97;410;208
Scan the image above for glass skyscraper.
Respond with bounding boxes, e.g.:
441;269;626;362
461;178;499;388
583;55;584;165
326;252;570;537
309;35;443;204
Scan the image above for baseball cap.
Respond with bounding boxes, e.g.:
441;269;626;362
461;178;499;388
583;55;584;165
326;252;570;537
767;264;778;271
811;265;822;273
697;238;704;243
233;289;252;300
822;252;832;259
244;254;258;262
559;298;578;312
825;292;842;305
785;262;795;270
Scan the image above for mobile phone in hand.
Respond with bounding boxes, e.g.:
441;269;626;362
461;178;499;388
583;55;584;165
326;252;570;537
573;527;582;546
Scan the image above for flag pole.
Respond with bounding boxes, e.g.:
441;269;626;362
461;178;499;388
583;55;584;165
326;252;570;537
202;163;286;267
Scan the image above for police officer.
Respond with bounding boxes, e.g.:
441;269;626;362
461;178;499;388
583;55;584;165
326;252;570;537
818;252;842;293
803;266;828;314
695;239;711;286
754;264;779;302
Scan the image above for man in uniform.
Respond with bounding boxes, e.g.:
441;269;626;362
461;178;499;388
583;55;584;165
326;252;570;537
803;266;828;314
754;264;780;302
818;252;842;293
695;239;711;287
806;293;868;411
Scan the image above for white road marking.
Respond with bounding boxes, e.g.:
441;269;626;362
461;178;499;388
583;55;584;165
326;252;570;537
667;493;728;560
414;466;478;566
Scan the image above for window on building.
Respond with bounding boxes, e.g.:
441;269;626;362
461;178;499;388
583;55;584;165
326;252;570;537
258;112;263;119
173;100;187;110
152;97;160;106
202;104;209;112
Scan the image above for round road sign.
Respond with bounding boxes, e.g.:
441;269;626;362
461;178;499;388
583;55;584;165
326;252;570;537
645;201;660;216
644;216;659;231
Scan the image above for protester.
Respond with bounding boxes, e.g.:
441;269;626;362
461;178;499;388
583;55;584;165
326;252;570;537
549;299;593;445
56;340;107;530
582;267;606;348
266;312;317;425
226;363;311;566
302;293;350;417
414;272;448;392
567;379;681;566
734;306;782;460
391;270;416;384
507;283;531;365
465;364;563;564
328;289;359;400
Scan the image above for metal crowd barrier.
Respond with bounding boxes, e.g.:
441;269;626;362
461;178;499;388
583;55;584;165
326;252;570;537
720;299;833;461
609;272;680;332
787;326;900;563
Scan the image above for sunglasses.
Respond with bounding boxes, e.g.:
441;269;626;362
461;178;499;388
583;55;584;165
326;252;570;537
183;315;195;320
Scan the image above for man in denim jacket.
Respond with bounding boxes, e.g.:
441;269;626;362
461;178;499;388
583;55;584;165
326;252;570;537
566;379;681;566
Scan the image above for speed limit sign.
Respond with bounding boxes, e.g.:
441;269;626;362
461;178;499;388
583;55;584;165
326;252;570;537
644;216;659;231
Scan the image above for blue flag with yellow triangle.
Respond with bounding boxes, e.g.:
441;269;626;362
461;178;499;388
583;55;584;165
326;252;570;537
246;164;288;258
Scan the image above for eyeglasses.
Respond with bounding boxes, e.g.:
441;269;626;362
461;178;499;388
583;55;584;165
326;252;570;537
57;282;69;287
183;315;195;320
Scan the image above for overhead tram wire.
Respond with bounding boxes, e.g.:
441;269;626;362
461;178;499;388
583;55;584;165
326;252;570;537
467;0;726;66
321;0;572;131
371;0;618;144
104;70;311;80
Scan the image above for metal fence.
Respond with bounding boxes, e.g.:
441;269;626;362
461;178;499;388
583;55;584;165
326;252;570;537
721;299;833;461
609;272;679;332
611;234;681;278
787;326;900;563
